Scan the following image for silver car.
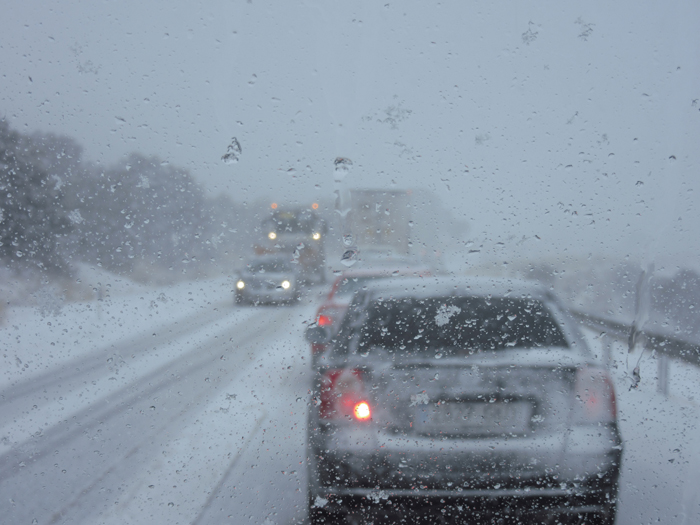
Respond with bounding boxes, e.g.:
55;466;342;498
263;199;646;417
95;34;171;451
306;276;622;524
235;256;301;305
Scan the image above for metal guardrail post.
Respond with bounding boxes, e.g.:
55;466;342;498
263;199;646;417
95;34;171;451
657;354;669;397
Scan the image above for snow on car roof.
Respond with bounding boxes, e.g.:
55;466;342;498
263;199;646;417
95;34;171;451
360;275;554;300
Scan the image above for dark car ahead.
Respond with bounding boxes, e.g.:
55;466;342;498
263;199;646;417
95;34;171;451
311;267;432;362
306;276;622;525
234;256;301;305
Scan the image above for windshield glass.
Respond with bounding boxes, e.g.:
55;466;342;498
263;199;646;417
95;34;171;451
2;1;699;524
357;297;567;354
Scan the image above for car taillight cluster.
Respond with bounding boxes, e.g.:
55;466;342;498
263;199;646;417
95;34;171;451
319;369;372;421
317;314;333;327
572;367;617;424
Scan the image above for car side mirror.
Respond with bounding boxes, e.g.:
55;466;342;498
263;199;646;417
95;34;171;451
305;325;331;344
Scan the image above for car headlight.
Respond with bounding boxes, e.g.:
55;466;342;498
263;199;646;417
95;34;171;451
281;280;291;289
268;231;277;240
312;232;321;240
236;280;245;289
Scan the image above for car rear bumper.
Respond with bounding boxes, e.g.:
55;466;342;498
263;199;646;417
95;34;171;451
310;483;618;524
308;426;622;523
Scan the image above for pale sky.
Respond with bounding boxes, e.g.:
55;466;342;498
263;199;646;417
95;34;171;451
2;0;699;267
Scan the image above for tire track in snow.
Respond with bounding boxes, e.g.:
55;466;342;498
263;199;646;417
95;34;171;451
0;306;296;525
0;299;236;405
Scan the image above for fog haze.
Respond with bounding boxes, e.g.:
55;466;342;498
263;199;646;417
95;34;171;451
2;0;699;266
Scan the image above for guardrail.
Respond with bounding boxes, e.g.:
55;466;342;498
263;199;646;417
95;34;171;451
570;309;700;396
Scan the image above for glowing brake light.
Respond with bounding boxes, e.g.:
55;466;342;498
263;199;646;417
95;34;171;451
317;314;333;327
353;401;371;420
319;369;371;421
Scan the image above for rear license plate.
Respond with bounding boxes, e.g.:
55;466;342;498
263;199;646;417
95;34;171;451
414;401;531;435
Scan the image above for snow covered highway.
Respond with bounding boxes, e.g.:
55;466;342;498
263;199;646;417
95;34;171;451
1;276;700;524
0;278;315;524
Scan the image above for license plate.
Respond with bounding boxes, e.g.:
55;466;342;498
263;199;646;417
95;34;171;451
414;401;531;435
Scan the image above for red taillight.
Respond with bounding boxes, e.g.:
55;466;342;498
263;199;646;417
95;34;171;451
317;314;333;327
319;369;371;421
573;367;617;424
353;401;371;420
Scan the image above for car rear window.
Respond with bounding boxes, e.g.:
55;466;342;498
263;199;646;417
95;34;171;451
355;296;568;354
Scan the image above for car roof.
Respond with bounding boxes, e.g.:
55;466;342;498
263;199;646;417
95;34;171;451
325;267;433;301
359;275;554;301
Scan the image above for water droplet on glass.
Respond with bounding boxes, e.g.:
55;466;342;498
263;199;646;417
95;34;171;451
292;243;304;264
222;137;242;164
334;157;353;182
340;248;358;267
343;233;353;246
630;366;641;390
15;251;23;258
335;207;351;219
408;221;414;228
168;502;175;508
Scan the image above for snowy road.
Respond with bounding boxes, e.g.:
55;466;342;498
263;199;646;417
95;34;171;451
0;279;316;525
1;278;699;524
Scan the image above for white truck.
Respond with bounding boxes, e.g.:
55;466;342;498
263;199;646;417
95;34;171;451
254;205;328;284
336;188;465;271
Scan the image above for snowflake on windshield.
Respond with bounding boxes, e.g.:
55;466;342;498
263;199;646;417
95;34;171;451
435;304;461;327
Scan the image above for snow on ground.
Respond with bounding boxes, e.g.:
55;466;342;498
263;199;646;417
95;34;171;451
0;269;319;525
0;275;254;454
95;311;314;525
1;274;239;390
581;327;700;524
